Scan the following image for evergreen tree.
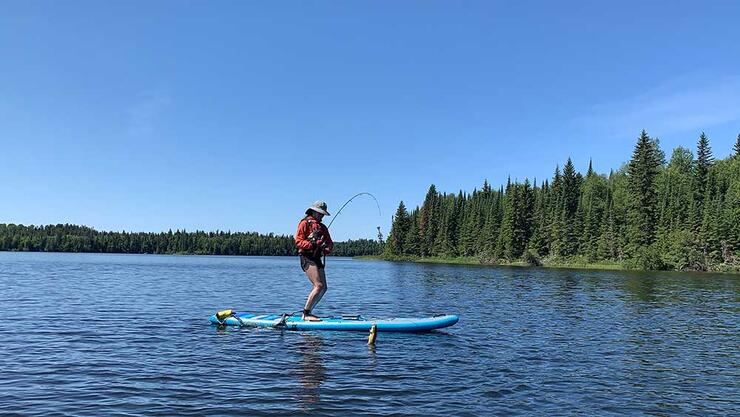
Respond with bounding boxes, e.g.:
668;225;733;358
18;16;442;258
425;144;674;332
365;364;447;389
475;181;495;251
692;132;715;232
608;168;630;260
596;193;618;260
657;148;695;232
403;210;421;256
696;132;714;197
514;179;535;258
700;177;723;266
558;158;581;257
496;180;517;260
0;223;384;256
433;194;458;256
418;185;439;256
548;166;564;256
734;133;740;157
458;191;480;256
654;147;700;268
579;169;608;261
385;201;410;256
626;130;663;256
481;190;503;258
528;179;550;257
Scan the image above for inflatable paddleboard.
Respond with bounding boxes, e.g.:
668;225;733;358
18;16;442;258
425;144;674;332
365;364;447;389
209;311;459;332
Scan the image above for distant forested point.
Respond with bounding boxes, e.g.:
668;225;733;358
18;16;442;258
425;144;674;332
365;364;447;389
385;130;740;272
0;224;383;257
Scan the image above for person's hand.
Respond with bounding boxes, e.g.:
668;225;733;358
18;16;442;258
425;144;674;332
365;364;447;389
316;239;325;248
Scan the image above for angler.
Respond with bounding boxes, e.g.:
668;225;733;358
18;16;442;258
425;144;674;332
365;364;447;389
295;201;334;322
294;193;381;322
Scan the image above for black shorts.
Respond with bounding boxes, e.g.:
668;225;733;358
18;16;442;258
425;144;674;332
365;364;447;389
300;254;324;271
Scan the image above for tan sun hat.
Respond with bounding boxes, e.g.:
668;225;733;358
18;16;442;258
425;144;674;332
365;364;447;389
306;200;330;216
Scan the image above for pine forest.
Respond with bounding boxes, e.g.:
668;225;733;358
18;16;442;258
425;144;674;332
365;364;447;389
0;224;383;258
384;131;740;272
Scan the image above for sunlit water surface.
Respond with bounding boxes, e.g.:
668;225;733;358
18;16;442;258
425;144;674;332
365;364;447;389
0;252;738;416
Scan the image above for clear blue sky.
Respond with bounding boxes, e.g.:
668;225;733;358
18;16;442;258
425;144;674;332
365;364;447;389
2;1;740;241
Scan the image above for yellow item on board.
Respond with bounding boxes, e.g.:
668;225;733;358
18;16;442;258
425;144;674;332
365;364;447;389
216;309;234;321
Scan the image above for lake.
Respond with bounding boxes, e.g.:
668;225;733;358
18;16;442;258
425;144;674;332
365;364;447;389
0;252;738;416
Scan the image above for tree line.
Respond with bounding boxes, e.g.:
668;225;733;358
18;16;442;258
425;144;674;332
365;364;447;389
0;223;383;257
385;131;740;272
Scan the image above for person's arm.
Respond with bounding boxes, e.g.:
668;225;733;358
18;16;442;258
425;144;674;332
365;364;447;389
321;225;334;254
295;220;315;251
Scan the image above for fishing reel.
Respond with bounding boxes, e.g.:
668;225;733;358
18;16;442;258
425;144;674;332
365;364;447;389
308;230;328;249
307;230;320;242
307;230;327;248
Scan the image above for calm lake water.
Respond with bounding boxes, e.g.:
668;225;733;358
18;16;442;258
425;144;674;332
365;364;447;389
0;252;738;416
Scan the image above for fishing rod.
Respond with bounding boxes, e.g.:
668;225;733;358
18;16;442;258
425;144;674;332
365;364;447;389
327;192;382;229
323;192;383;265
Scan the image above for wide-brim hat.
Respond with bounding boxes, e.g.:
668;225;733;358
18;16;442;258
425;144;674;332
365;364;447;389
306;200;330;216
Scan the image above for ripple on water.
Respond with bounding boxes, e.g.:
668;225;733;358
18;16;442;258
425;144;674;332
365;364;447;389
0;253;738;416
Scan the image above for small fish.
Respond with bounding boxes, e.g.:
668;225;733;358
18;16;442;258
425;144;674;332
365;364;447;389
368;323;377;345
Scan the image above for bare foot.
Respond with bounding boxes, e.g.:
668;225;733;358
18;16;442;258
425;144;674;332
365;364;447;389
302;314;322;322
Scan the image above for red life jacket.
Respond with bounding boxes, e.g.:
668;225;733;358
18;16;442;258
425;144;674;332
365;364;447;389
295;216;333;256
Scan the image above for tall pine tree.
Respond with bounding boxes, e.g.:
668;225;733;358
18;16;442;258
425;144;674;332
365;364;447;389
579;165;608;261
496;180;517;260
385;201;410;256
403;210;421;255
626;130;663;255
418;185;439;256
693;132;715;231
696;132;714;197
558;158;581;257
528;179;550;257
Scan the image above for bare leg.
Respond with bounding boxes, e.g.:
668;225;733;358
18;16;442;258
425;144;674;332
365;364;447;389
310;268;328;309
303;265;326;321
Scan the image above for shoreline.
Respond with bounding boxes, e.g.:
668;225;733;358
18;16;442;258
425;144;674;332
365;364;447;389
355;255;740;274
2;250;738;273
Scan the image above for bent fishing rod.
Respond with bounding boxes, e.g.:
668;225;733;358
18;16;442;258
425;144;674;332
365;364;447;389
327;192;382;229
323;192;383;264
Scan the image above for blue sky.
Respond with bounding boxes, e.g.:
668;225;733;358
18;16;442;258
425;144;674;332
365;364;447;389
2;1;739;241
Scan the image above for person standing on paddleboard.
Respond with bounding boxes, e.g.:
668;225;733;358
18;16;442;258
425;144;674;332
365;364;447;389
295;201;334;321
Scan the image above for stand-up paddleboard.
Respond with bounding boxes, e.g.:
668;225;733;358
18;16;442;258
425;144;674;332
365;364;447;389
209;311;459;332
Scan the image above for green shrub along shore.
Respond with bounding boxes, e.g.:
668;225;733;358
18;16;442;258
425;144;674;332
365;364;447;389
382;131;740;273
358;254;629;271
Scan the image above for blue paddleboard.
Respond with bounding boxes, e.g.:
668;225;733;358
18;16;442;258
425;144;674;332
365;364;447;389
209;312;459;332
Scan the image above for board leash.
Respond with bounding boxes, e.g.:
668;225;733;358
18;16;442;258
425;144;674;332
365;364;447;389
274;310;303;328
